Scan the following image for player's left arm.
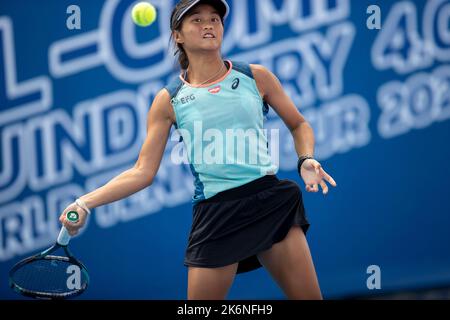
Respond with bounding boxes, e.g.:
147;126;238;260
250;64;337;194
250;64;313;157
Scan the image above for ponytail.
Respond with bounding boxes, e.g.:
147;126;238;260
175;40;189;70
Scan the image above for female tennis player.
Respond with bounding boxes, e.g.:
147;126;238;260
60;0;337;300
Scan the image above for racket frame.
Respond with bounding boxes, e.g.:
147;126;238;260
8;240;89;300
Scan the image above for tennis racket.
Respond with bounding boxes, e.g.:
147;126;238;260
9;210;89;299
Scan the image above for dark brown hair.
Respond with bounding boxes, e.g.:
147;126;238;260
169;0;225;70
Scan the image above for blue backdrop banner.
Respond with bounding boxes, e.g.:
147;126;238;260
1;0;450;299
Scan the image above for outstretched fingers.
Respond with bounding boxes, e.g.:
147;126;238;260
320;180;329;195
320;168;337;187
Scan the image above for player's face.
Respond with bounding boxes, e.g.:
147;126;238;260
176;4;224;53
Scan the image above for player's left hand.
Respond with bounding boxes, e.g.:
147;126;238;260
300;159;337;195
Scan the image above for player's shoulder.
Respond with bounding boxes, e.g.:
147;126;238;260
247;64;275;89
249;64;271;78
164;75;184;99
227;61;270;82
149;88;176;123
249;63;266;72
155;88;172;105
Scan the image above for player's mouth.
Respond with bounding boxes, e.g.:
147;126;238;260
203;33;216;39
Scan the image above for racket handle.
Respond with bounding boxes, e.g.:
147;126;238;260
57;211;79;246
57;226;71;246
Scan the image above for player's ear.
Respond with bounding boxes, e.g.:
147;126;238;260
173;30;184;44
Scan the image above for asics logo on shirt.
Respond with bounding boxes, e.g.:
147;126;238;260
232;78;240;90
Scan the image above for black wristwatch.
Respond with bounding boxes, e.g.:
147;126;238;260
297;155;314;174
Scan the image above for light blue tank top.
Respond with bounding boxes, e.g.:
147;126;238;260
165;60;278;204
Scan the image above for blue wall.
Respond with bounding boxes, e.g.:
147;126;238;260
1;0;450;299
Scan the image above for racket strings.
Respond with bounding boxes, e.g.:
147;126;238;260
10;257;87;295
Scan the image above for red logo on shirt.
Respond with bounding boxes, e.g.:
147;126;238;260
208;86;221;94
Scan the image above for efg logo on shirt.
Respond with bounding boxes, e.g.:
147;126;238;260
180;94;196;104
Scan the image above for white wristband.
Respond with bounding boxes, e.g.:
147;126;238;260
75;198;91;215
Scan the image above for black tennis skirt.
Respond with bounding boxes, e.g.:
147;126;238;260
184;175;310;274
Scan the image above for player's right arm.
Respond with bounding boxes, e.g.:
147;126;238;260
60;89;175;235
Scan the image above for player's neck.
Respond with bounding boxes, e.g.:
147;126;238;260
185;53;227;85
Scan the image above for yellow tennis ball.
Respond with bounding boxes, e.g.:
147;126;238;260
131;2;157;27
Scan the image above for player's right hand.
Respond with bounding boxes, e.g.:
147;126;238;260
59;203;88;236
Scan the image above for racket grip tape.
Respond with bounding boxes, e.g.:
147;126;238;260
57;211;79;246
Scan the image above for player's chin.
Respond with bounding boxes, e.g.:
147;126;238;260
200;39;221;47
